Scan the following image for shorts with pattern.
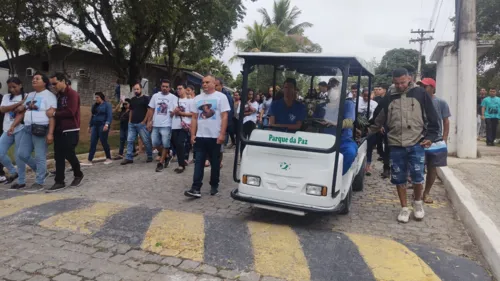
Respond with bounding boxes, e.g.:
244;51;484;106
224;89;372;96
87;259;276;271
389;143;425;185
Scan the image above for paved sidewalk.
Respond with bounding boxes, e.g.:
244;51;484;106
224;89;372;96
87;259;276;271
447;142;500;231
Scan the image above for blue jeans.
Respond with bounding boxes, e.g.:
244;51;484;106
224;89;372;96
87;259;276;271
152;127;172;148
390;143;425;185
126;123;152;160
340;138;358;175
192;137;221;191
18;127;47;185
0;130;36;184
366;134;376;164
119;124;128;156
89;124;111;161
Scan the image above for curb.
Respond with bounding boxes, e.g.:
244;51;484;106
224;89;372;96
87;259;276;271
438;167;500;280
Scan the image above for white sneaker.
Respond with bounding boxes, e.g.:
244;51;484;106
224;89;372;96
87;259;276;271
0;176;6;183
397;207;411;223
413;200;425;220
80;160;93;166
153;149;158;154
103;159;113;165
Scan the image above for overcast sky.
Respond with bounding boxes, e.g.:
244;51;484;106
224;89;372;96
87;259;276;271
221;0;456;76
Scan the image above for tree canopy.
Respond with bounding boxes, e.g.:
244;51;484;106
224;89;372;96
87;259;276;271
0;0;250;87
191;57;234;86
476;0;500;89
373;48;435;86
232;0;321;94
258;0;313;35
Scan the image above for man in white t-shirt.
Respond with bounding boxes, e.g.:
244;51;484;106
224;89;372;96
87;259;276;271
185;75;230;198
146;79;178;172
357;88;378;120
171;84;194;173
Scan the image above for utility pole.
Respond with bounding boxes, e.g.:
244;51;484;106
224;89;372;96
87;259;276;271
456;0;477;158
409;29;434;81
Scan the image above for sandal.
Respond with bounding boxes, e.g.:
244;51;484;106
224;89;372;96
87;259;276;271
174;166;185;174
423;195;434;204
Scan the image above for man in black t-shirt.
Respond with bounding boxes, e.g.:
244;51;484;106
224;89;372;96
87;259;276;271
121;83;153;165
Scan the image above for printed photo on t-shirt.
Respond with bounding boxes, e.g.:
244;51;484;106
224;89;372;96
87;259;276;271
197;100;217;120
26;97;42;111
156;101;169;115
8;111;15;121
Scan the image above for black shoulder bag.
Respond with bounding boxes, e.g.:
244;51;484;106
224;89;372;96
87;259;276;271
29;93;49;137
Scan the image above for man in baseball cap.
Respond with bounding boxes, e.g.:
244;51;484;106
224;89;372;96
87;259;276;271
417;78;451;204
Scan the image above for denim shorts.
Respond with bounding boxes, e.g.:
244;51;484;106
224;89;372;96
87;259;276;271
152;127;172;148
389;143;425;185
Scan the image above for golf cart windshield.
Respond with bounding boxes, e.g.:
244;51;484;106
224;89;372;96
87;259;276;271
236;52;374;152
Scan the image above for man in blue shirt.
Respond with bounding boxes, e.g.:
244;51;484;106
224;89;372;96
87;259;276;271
268;78;306;132
313;78;358;175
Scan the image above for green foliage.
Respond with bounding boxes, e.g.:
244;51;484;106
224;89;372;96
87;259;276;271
373;48;435;86
476;0;500;89
231;0;321;94
191;57;234;85
258;0;313;35
153;0;247;80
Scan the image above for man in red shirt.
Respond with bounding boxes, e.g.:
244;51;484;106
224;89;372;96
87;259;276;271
46;72;84;192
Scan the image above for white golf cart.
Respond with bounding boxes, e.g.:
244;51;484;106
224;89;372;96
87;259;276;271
230;53;375;216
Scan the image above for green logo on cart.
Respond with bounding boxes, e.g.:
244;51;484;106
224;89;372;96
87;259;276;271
279;162;291;171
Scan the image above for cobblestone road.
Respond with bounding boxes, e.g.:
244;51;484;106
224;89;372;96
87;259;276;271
0;148;492;281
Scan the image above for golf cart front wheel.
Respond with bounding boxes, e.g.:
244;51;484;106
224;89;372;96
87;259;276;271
338;187;352;215
352;157;366;192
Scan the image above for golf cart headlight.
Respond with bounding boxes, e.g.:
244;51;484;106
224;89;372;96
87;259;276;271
306;185;327;196
242;175;261;186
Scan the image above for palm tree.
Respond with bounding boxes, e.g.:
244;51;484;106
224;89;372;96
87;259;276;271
233;22;287;53
258;0;313;35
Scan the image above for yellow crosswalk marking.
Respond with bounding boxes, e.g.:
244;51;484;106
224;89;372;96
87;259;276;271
247;221;310;281
346;233;441;281
39;202;127;234
141;210;204;261
0;194;65;219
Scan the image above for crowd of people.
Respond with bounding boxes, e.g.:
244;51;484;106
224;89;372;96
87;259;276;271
3;67;491;224
477;87;500;146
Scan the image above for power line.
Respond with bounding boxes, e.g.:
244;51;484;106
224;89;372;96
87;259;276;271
410;29;434;80
424;0;444;53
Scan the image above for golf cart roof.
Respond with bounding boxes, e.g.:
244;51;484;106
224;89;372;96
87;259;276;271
237;52;375;77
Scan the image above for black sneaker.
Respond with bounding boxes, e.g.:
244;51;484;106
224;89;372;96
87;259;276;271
24;183;44;193
9;183;26;190
70;176;84;187
121;159;133;165
155;163;164;172
46;183;67;193
5;173;18;184
210;187;219;196
164;155;173;168
184;189;201;198
381;169;390;179
146;158;153;163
